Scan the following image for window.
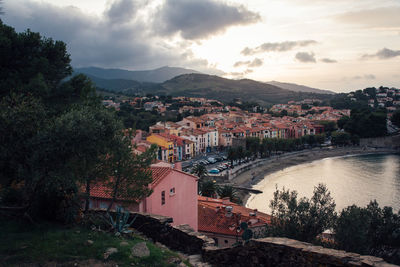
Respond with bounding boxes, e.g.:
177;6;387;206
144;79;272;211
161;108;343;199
161;191;165;205
170;187;175;196
213;238;219;246
224;240;228;244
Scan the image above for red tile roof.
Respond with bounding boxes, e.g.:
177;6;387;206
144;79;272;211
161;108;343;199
88;167;197;200
198;196;271;236
150;167;173;187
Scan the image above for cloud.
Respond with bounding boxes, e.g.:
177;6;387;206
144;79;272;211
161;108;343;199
344;74;376;81
321;58;337;63
2;0;222;73
248;58;263;67
228;68;253;78
363;74;376;80
153;0;260;40
295;52;316;63
233;60;251;68
241;40;317;56
104;0;139;24
362;48;400;60
336;7;400;28
233;58;263;68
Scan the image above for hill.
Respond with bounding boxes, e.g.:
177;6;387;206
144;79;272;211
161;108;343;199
158;74;334;105
74;66;200;83
267;81;335;94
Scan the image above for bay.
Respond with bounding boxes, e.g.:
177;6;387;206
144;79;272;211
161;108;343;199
246;153;400;213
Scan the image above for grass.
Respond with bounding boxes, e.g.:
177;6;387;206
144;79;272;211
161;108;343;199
0;219;190;267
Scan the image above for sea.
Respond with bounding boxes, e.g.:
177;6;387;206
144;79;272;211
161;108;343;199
246;153;400;213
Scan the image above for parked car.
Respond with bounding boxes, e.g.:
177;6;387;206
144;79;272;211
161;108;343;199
214;156;223;162
207;157;217;164
208;168;220;174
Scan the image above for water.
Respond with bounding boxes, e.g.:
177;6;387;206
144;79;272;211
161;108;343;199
246;153;400;213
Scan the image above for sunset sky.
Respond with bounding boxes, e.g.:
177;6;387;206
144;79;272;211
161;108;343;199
3;0;400;92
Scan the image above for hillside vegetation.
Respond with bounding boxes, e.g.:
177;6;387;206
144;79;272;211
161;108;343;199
75;66;200;83
159;74;333;105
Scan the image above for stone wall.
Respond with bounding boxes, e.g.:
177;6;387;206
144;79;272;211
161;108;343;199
129;212;215;255
360;135;400;149
202;237;398;267
97;210;398;266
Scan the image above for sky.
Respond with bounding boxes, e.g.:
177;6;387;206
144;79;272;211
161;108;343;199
2;0;400;92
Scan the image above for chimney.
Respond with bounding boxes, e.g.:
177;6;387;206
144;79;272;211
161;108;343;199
225;205;233;217
174;162;182;171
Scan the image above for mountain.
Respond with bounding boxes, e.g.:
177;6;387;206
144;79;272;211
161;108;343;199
74;66;200;83
156;74;334;105
84;74;142;91
267;81;335;95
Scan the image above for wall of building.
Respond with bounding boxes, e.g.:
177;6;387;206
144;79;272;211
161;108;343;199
360;134;400;149
144;171;198;230
87;198;139;212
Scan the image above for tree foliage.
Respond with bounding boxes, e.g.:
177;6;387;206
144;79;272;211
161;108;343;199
191;164;208;179
105;138;157;212
0;21;155;223
217;185;241;204
198;179;218;198
342;109;387;138
266;184;337;243
0;20;72;98
335;201;400;259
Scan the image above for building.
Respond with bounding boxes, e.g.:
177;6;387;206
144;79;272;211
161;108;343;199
147;134;174;163
198;196;271;248
87;164;199;230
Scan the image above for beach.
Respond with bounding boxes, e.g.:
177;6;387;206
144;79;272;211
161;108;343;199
228;146;399;205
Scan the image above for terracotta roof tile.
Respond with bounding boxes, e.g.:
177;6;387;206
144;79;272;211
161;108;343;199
198;196;271;236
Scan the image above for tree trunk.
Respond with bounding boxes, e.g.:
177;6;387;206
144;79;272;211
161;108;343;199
107;174;121;213
84;180;91;213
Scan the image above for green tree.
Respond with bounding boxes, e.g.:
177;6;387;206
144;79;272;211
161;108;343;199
0;94;47;190
331;131;350;146
246;137;261;159
335;201;400;256
337;116;349;129
343;109;387;138
227;147;237;166
266;184;336;243
199;179;218;197
0;21;72;97
217;185;241;204
191;164;208;179
0;21;155;223
49;106;123;213
106;140;157;212
280;110;288;116
314;133;326;145
317;121;337;134
237;146;245;164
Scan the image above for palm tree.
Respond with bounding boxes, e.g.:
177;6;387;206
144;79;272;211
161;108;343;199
227;147;237;166
191;164;208;179
217;185;241;204
199;179;218;197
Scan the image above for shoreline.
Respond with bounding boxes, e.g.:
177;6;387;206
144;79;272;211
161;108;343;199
229;146;399;206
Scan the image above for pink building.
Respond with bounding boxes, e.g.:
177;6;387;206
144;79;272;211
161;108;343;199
87;165;199;231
